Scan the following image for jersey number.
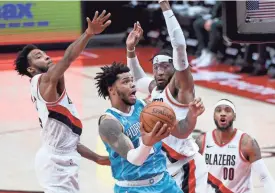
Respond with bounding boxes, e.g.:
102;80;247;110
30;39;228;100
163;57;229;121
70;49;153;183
223;167;234;181
152;98;163;102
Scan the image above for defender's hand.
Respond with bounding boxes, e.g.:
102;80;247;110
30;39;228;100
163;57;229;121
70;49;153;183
140;122;171;147
97;156;111;166
86;10;111;36
126;22;143;50
188;97;205;117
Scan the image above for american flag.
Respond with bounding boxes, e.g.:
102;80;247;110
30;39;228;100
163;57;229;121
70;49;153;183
246;0;275;23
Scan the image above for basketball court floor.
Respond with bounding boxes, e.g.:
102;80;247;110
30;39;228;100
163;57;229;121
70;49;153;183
0;47;275;193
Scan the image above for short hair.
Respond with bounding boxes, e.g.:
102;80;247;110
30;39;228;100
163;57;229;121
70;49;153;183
14;44;38;78
94;62;130;99
150;47;173;63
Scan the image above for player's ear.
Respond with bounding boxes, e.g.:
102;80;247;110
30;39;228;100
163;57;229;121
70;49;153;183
108;86;115;96
27;66;35;75
233;113;236;121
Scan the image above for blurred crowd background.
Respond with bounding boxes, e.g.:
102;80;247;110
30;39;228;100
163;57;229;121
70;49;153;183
1;0;275;78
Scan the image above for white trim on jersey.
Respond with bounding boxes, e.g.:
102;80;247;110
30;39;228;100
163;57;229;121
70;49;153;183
110;105;135;117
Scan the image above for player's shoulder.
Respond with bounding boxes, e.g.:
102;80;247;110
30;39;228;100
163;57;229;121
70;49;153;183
239;131;258;150
98;114;124;134
98;114;115;125
30;74;41;84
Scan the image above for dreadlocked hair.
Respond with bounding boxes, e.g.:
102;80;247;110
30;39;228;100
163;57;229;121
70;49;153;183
149;47;173;63
14;44;38;78
94;62;130;99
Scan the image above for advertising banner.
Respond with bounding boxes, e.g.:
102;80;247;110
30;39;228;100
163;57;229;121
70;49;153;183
0;1;81;45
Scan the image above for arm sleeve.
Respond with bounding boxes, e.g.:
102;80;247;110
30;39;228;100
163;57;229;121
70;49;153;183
126;140;152;166
127;56;153;94
162;10;189;71
251;159;275;193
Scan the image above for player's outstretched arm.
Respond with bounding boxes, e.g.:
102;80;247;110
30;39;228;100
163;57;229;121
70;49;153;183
46;10;111;83
77;143;110;166
171;98;205;139
99;118;170;166
160;0;194;104
241;134;275;192
126;22;156;94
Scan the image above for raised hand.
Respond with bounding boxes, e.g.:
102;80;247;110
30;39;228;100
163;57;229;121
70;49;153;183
140;122;171;147
86;10;111;36
188;97;205;117
126;21;143;50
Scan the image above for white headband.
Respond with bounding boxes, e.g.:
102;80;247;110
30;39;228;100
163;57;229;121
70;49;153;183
153;55;173;65
214;100;236;113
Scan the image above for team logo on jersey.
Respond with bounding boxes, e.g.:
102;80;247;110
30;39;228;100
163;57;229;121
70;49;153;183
205;153;236;166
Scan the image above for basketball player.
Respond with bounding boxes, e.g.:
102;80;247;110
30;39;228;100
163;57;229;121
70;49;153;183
195;99;275;193
14;10;111;193
126;0;207;192
95;62;184;193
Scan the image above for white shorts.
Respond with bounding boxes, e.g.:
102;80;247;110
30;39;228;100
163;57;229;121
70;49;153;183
34;146;81;193
169;153;208;193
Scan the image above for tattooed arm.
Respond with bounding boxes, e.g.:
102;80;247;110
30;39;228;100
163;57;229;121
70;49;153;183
241;134;275;193
171;98;205;139
99;117;169;166
99;118;135;159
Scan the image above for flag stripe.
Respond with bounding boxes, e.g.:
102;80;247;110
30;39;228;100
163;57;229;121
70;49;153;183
246;0;275;21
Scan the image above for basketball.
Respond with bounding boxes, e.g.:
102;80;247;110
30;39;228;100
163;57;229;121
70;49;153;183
140;101;177;133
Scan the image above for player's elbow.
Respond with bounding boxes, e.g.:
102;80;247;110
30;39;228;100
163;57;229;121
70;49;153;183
171;28;186;49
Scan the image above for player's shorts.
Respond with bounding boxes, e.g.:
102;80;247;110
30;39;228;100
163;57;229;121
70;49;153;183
114;172;183;193
34;145;81;193
170;153;208;193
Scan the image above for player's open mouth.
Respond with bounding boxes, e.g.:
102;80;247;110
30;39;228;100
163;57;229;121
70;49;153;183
129;91;136;99
220;118;226;124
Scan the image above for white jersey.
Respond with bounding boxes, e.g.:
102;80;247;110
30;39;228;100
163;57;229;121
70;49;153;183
202;129;252;193
150;86;199;175
30;74;81;152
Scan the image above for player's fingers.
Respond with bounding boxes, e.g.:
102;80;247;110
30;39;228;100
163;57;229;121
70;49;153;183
161;126;171;139
102;20;112;29
137;26;143;36
192;97;200;105
93;11;99;21
196;101;203;108
98;10;106;20
132;22;137;31
139;122;145;133
151;121;162;135
86;17;91;24
101;12;111;23
156;124;168;137
189;101;195;108
200;106;205;114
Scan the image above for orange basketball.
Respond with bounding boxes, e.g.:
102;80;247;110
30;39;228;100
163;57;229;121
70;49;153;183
140;101;177;133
